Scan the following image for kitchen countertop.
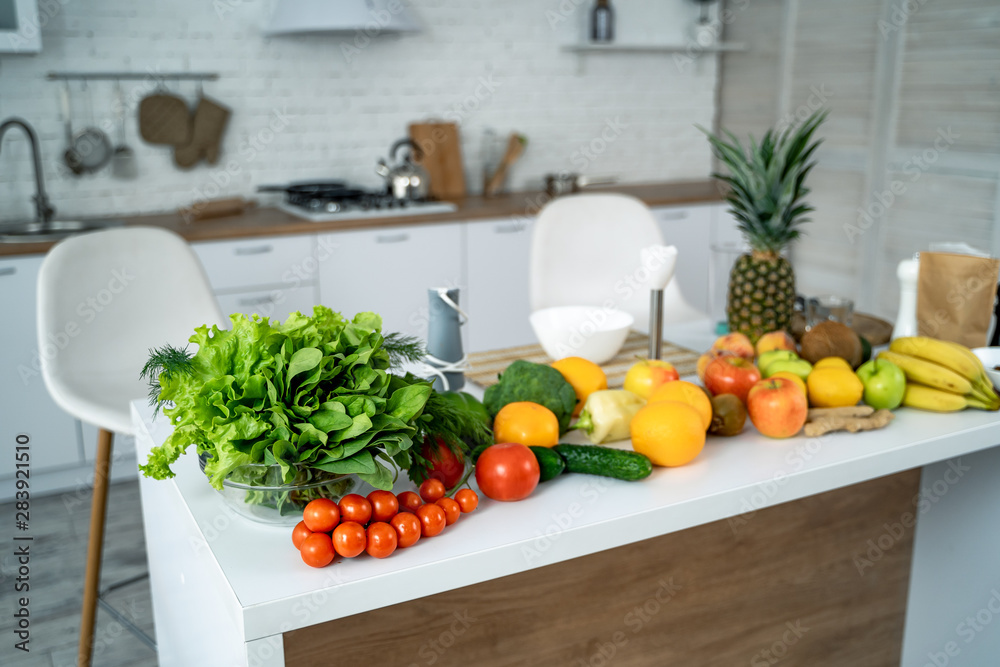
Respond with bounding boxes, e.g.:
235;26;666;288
0;180;723;257
133;318;1000;651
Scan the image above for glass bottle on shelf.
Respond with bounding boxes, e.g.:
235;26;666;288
591;0;614;43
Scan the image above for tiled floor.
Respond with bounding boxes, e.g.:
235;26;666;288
1;480;157;667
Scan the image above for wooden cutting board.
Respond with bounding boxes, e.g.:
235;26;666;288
408;121;466;201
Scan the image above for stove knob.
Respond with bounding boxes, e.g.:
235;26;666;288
308;199;322;211
325;202;341;213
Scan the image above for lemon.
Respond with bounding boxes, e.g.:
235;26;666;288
807;367;864;408
813;357;852;371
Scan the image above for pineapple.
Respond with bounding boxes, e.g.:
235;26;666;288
701;110;827;343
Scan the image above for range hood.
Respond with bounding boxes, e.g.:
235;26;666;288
264;0;421;35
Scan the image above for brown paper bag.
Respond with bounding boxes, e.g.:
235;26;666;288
917;251;1000;347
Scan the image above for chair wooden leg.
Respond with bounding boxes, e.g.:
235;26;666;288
78;428;113;667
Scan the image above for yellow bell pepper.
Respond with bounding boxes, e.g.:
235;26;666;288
572;390;646;444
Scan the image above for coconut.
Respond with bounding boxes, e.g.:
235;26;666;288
800;321;863;368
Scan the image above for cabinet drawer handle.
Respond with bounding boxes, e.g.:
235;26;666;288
376;233;410;244
494;223;525;234
0;266;15;277
659;210;690;221
234;245;274;256
237;295;277;307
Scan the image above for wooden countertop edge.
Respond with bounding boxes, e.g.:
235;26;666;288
0;180;725;257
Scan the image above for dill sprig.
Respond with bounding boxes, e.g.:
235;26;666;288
382;332;425;369
140;344;194;414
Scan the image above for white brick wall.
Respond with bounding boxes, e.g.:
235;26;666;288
0;0;719;220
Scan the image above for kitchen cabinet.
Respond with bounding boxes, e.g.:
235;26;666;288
652;204;714;315
465;217;537;353
0;256;83;479
192;234;321;322
316;223;465;341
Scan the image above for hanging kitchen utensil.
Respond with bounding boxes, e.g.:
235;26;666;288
408;121;466;201
375;138;431;202
138;82;192;146
111;80;138;180
69;81;113;174
484;132;527;197
60;82;84;176
174;89;231;169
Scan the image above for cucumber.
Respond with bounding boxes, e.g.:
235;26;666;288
529;446;566;482
553;444;653;481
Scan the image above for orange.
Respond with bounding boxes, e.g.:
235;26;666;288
629;401;706;467
806;367;863;408
647;380;712;431
551;356;608;417
493;401;560;448
769;370;807;397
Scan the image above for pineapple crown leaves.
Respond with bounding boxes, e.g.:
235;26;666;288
698;109;828;255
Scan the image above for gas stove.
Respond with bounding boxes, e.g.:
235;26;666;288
261;181;457;223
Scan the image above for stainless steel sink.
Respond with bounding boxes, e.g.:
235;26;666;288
0;219;124;243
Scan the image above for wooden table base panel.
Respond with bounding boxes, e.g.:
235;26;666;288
284;470;919;666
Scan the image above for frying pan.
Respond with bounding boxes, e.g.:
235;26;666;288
60;82;112;175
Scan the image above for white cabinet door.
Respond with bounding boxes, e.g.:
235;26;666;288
215;284;319;321
193;235;317;292
652;204;714;315
316;223;465;341
0;256;82;477
465;217;537;352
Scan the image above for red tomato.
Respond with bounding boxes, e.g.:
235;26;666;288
455;489;479;513
338;494;372;526
397;491;422;513
367;490;400;523
302;498;340;533
390;512;422;548
420;436;466;489
365;522;398;559
419;478;446;503
292;521;314;550
435;498;461;526
332;521;367;558
415;504;447;537
475;443;540;502
300;533;335;568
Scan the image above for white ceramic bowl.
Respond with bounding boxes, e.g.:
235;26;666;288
972;347;1000;389
530;306;634;365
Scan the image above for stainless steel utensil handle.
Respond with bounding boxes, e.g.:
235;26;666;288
649;289;664;360
60;83;73;141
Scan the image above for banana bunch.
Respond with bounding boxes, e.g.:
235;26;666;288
882;337;1000;412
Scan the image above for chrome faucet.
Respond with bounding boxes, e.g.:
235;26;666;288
0;117;56;227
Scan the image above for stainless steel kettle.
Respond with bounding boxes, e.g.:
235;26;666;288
376;138;430;202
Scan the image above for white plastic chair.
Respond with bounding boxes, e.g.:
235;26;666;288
37;226;225;667
529;193;706;330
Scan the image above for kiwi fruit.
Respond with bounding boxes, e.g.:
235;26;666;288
800;321;863;368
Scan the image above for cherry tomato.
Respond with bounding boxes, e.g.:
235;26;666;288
300;532;335;568
415;503;446;537
435;498;461;526
474;443;540;502
292;521;314;550
367;490;400;523
420;435;466;488
302;498;340;533
397;491;422;513
390;512;422;548
365;522;398;559
455;488;479;513
338;494;372;526
332;521;367;558
419;478;446;503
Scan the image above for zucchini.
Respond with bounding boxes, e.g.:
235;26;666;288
529;446;566;482
553;444;653;481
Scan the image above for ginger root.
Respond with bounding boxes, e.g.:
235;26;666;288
803;408;895;437
807;406;874;421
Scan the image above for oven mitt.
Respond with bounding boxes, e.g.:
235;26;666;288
138;93;192;146
173;96;231;169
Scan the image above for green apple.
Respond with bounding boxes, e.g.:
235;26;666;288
757;350;799;375
855;358;906;410
764;358;813;380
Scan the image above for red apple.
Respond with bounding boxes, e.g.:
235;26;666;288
711;333;755;360
697;350;734;382
623;359;680;399
703;356;761;405
746;377;808;439
755;330;798;356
